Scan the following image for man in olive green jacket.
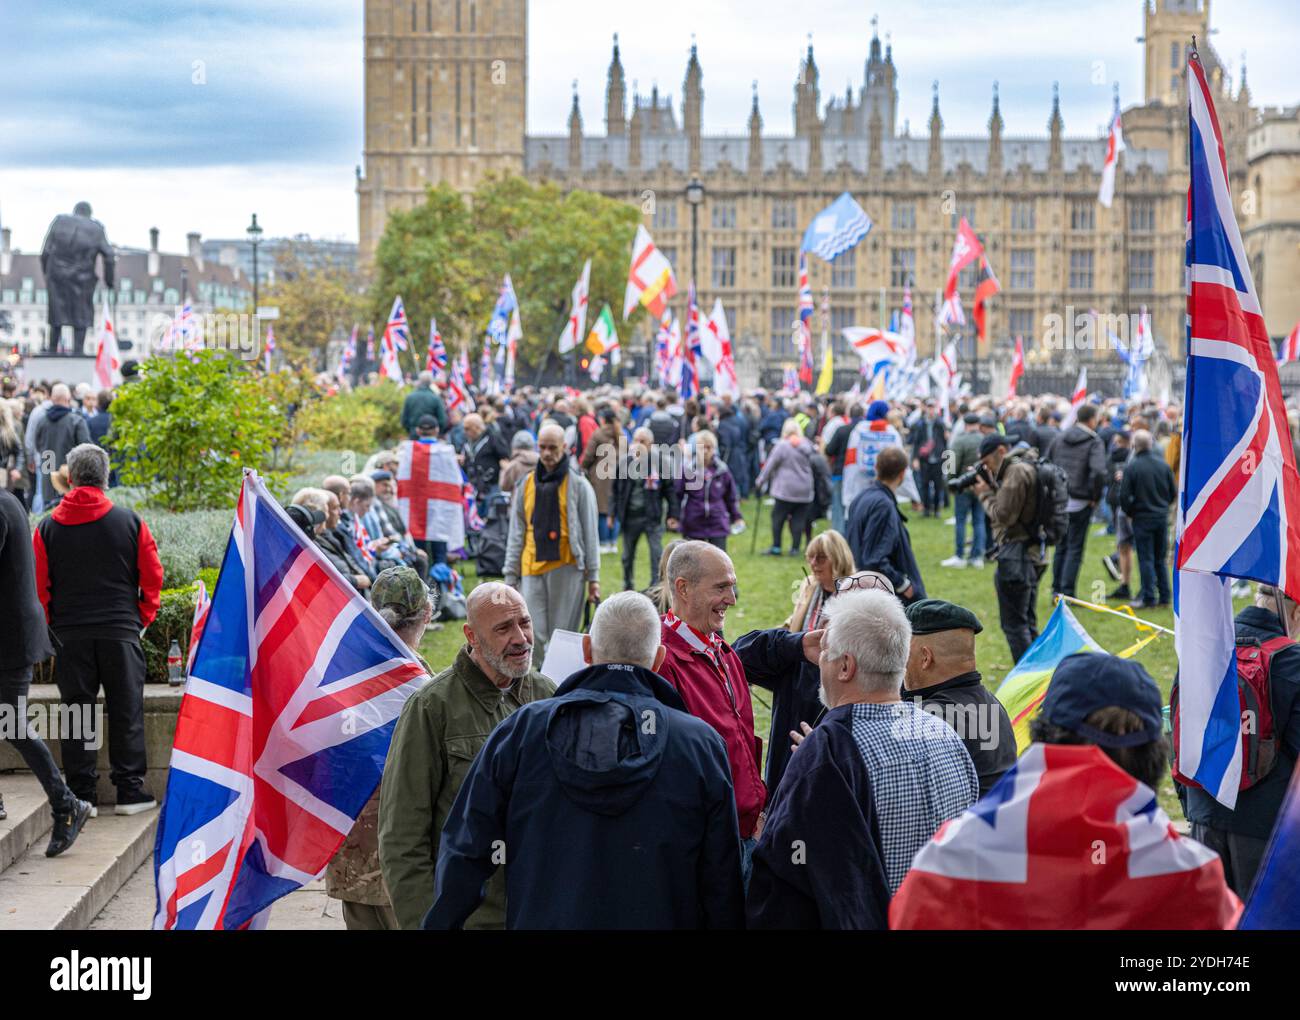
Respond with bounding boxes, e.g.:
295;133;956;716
379;581;554;929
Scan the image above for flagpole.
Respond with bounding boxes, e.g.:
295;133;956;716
1054;594;1174;635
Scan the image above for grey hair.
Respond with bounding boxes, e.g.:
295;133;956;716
292;487;329;517
417;370;434;386
349;476;375;501
511;429;536;451
379;603;430;635
1132;428;1153;453
66;443;109;488
821;588;912;694
666;539;729;589
589;591;661;668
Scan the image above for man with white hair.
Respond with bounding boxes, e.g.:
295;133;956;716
747;588;978;928
379;581;554;929
425;592;744;929
33;443;163;815
32;382;90;508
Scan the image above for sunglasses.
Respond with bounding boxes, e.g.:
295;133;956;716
833;572;896;596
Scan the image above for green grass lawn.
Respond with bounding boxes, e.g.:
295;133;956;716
419;496;1215;820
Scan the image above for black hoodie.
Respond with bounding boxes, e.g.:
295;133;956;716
425;662;745;929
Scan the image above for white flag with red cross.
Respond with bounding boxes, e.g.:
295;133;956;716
396;439;465;546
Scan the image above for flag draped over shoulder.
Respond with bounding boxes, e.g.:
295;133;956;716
889;743;1241;930
1174;46;1300;810
152;472;427;930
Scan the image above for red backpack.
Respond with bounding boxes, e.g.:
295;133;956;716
1171;635;1286;792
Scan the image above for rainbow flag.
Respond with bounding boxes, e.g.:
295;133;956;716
996;601;1104;753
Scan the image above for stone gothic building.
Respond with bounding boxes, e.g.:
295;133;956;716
357;0;1298;380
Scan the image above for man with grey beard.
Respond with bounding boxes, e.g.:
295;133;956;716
378;582;554;929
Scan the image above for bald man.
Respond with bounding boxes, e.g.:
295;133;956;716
504;423;601;663
902;599;1016;796
379;581;555;929
33;383;90;508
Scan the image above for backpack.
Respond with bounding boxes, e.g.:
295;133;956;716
1171;635;1287;793
1032;461;1070;546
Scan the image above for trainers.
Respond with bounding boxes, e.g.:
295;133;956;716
46;798;93;857
940;556;967;569
115;788;158;816
761;546;783;556
1102;553;1122;582
1106;585;1132;601
969;557;985;570
944;517;956;526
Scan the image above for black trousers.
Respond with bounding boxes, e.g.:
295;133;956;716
1190;823;1268;900
918;461;945;513
621;512;663;591
0;665;75;813
995;546;1044;663
53;637;149;802
1051;506;1093;598
1132;513;1171;604
771;499;811;552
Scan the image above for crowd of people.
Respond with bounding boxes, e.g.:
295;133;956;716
2;363;1297;929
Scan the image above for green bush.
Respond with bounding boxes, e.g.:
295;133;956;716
140;568;222;683
138;508;232;590
109;349;283;511
297;392;386;453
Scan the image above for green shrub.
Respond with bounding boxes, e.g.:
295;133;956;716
109;349;283;511
142;582;202;683
297;393;386;454
138;508;232;589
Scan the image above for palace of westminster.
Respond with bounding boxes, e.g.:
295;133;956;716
356;0;1300;383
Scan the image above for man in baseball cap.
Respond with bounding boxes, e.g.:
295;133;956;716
902;599;1015;795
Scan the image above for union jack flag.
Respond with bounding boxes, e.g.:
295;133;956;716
1174;45;1300;810
1277;321;1300;366
365;326;376;363
263;324;275;373
152;472;427;929
351;512;376;563
426;318;447;376
338;324;357;383
680;282;700;399
161;300;196;351
447;353;474;413
655;311;672;385
384;296;410;353
486;274;518;347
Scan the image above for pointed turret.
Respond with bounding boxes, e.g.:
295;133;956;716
987;81;1003;175
628;88;642;169
1048;81;1063;174
605;34;626;136
683;38;703;173
794;39;820;137
928;81;943;177
748;81;764;178
568;83;583;174
868;102;882;175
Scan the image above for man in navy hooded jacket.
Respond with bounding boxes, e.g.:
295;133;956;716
424;591;745;930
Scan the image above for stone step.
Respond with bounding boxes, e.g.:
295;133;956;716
0;804;158;930
0;773;54;872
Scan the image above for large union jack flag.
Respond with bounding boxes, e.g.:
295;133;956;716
1174;46;1300;809
384;296;410;352
152;472;428;929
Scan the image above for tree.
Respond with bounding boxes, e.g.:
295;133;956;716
370;176;639;372
109;351;281;510
263;238;367;370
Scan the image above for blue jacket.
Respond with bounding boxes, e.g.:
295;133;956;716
846;480;926;602
424;662;745;929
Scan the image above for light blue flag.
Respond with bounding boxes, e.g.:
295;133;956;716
801;192;872;262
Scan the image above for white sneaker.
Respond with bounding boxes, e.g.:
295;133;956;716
969;557;985;569
940;556;967;569
944;517;956;526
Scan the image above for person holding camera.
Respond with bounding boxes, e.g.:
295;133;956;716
972;434;1045;663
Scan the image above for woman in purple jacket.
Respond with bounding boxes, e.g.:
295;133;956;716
755;419;816;556
668;430;742;551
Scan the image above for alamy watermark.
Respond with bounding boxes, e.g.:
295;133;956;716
0;697;103;751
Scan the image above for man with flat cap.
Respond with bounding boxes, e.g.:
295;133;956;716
903;599;1016;796
973;432;1045;663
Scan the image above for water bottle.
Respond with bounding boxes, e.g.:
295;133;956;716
167;640;184;686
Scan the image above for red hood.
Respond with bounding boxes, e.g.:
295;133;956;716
52;486;115;525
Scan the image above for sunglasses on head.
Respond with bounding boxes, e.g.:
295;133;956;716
833;572;896;596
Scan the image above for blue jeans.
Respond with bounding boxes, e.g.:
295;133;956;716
598;514;620;544
954;491;987;559
830;476;845;535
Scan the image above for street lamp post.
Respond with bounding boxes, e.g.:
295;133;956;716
246;213;263;314
684;177;705;288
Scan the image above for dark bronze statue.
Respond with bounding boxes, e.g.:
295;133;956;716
39;201;115;354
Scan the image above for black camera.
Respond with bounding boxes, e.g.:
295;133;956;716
948;465;992;492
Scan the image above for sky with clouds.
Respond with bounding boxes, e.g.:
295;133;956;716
0;0;1293;252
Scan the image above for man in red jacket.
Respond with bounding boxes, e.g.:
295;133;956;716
657;540;772;886
32;443;163;815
